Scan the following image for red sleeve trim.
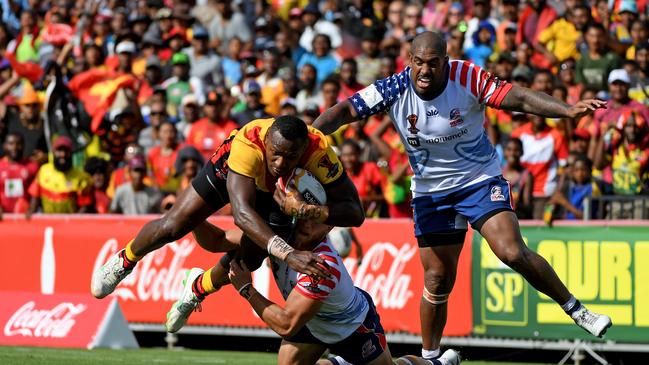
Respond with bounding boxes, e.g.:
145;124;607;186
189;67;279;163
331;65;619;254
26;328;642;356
329;266;341;281
470;66;479;97
295;285;326;301
314;245;333;254
487;82;513;108
459;62;469;88
449;61;458;82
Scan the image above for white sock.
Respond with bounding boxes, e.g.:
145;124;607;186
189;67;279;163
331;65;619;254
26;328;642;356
561;295;582;314
329;355;352;365
421;348;440;359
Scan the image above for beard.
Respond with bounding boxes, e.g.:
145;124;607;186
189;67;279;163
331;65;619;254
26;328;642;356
54;157;72;172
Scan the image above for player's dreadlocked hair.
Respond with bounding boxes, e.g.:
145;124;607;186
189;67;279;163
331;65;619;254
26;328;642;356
269;115;309;142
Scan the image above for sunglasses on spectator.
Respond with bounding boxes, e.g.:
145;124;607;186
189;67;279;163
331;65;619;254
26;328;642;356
150;111;166;116
405;13;420;18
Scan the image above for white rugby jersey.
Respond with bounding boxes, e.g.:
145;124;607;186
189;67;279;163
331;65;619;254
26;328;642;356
270;240;369;344
349;61;513;196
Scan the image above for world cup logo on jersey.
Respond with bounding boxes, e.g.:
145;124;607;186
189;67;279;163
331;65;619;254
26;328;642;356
449;108;464;127
406;114;419;134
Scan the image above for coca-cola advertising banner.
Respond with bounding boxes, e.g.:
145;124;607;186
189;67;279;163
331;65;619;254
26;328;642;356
0;216;473;336
0;292;111;348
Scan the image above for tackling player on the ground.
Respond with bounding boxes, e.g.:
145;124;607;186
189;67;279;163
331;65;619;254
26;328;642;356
313;31;611;364
91;116;364;303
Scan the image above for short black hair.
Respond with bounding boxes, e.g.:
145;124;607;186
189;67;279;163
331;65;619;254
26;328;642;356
507;137;523;151
5;132;24;143
85;157;109;175
585;22;606;34
573;153;593;171
321;76;341;90
269;116;308;142
341;139;361;154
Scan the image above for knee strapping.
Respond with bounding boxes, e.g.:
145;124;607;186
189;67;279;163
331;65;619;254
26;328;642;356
422;287;449;305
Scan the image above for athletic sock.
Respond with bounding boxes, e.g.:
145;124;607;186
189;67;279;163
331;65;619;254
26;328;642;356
561;296;583;316
192;268;219;299
328;355;352;365
422;348;443;365
124;240;143;264
119;249;137;270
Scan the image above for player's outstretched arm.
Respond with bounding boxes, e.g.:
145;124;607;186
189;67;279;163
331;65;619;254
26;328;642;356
312;100;360;135
500;85;607;119
229;261;322;338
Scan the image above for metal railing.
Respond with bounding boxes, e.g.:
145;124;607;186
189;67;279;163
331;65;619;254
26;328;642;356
584;196;649;220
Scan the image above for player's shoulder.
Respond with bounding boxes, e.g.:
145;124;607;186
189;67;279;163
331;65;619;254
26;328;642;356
234;118;275;145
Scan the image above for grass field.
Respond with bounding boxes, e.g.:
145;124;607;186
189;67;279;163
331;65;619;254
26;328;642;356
0;346;554;365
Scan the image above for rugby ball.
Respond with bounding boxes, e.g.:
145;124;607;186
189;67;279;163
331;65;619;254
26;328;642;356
328;227;353;258
278;168;327;205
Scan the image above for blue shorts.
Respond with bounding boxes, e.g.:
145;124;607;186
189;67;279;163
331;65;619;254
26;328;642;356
286;290;387;364
412;175;513;246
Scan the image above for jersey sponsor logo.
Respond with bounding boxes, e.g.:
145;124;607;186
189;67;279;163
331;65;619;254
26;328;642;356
426;109;439;117
358;84;383;109
453;133;496;163
318;155;340;179
361;338;377;359
490;186;506;201
406;136;420;147
406;114;419;134
424;128;468;144
449;108;464;127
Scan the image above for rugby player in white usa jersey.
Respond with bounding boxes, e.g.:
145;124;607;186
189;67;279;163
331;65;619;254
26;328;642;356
313;31;611;363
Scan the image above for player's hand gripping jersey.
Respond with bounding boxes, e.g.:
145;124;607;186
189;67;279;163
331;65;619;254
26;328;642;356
270;239;369;344
349;61;513;197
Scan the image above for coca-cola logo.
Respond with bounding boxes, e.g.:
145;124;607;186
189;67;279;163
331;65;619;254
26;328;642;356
92;238;195;302
345;242;417;310
4;301;86;338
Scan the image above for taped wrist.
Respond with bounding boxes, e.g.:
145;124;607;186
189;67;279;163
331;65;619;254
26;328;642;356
267;235;294;261
422;287;449;305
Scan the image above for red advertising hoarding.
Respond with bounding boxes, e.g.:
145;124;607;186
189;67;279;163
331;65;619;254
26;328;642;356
0;215;472;336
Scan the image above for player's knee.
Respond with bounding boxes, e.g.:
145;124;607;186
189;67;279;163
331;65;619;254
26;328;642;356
497;246;531;270
423;269;453;294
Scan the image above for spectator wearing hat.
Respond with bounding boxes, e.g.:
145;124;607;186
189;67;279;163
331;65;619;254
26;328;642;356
84;157;111;214
595;69;649;133
186;90;238;160
115;40;136;74
184;25;223;89
208;0;252;54
27;135;93;215
6;82;47;163
609;1;638;47
576;23;622;92
0;132;38;219
253;16;275;52
148;121;184;193
176;94;200;140
465;20;496;68
151;8;175;42
110;155;162;215
295;63;322;113
233;80;270;127
106;143;152;198
130;13;152;39
463;0;500;50
132;34;163;78
161;52;205;117
536;4;590;67
279;98;298;116
143;55;163;89
570;128;593;158
163;27;190;61
629;42;649;105
298;3;342;53
558;59;583;105
174;145;204;194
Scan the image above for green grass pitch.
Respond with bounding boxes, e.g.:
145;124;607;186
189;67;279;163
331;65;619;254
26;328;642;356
0;346;553;365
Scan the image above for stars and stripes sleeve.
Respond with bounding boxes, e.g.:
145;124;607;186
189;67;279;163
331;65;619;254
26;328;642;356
348;68;410;119
294;245;343;301
448;60;513;109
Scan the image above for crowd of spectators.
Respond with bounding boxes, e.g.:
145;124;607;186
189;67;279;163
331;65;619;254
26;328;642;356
0;0;648;222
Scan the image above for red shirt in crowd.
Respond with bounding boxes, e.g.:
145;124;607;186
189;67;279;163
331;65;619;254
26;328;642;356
0;157;38;213
187;118;239;160
348;162;383;203
511;123;568;198
147;144;183;190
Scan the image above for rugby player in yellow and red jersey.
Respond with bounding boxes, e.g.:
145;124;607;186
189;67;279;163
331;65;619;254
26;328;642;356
91;116;365;307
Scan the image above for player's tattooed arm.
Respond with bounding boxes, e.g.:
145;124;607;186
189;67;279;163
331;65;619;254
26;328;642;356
312;99;360;135
501;85;606;119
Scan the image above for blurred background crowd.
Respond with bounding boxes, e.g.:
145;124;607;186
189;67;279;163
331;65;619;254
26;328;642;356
0;0;648;222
